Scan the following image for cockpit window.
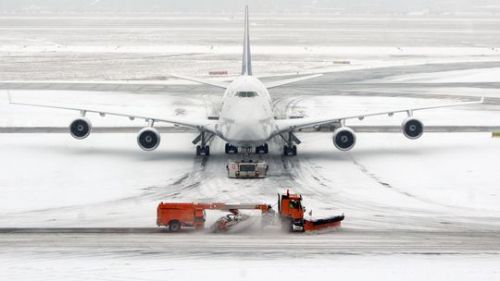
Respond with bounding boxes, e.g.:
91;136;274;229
235;91;258;97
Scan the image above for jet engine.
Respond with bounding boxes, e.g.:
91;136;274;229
69;118;92;139
402;117;424;139
137;127;161;151
332;127;356;151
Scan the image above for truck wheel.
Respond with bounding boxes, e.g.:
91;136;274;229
169;220;181;232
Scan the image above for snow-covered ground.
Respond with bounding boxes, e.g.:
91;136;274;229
2;14;500;80
1;12;500;281
2;252;499;281
0;131;499;230
369;67;500;83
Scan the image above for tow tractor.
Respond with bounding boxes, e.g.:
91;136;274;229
156;190;344;233
226;159;268;178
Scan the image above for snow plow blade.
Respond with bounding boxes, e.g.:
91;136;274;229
304;214;344;232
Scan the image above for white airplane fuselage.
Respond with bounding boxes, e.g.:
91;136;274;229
216;75;275;147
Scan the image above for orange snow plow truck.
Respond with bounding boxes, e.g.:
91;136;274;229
157;190;344;233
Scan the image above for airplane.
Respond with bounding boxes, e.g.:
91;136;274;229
8;6;484;157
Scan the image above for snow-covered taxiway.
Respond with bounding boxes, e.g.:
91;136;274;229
1;12;500;281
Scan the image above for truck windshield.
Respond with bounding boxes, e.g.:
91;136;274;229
239;164;256;172
289;200;301;209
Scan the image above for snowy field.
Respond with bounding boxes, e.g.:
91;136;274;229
2;253;499;281
0;132;499;230
1;12;500;281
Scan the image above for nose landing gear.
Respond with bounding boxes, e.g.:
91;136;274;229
225;143;268;154
255;143;269;154
225;143;238;154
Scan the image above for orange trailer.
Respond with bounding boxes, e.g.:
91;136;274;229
156;203;209;232
157;202;272;232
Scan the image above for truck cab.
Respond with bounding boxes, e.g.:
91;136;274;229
278;190;307;231
278;192;304;220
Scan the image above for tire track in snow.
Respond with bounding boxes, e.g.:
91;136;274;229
275;149;500;231
347;154;499;213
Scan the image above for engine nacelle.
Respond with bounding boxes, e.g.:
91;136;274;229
69;118;92;139
332;127;356;151
402;117;424;139
137;127;161;151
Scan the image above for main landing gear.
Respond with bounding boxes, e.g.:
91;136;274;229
193;130;213;156
282;131;301;156
283;145;297;156
196;145;210;156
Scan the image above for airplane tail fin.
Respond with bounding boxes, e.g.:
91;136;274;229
241;5;252;76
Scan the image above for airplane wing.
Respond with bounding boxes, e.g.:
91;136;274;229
272;97;484;135
1;76;231;90
8;93;218;133
264;74;323;89
169;74;230;89
169;73;324;90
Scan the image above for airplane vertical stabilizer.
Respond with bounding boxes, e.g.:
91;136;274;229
241;6;252;76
